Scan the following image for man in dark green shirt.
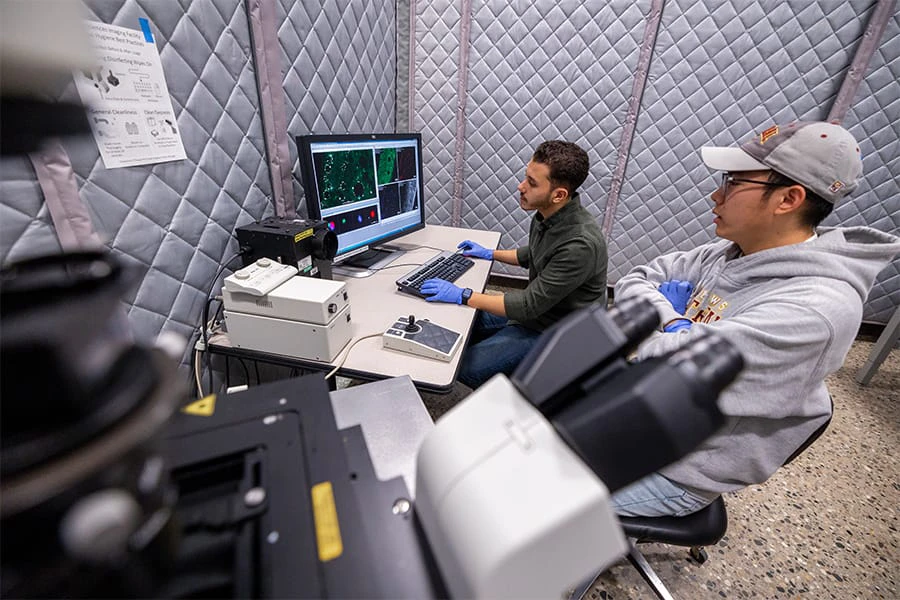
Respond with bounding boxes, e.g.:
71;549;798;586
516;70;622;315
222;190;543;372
421;140;608;388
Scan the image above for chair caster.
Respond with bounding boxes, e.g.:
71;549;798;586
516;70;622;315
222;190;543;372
689;546;708;563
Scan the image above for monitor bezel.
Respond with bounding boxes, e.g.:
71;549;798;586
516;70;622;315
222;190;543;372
296;132;426;259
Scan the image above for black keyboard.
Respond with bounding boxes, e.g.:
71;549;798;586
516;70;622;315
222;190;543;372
396;251;475;298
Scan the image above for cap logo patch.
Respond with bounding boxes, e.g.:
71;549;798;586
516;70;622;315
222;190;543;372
759;125;779;144
829;180;845;193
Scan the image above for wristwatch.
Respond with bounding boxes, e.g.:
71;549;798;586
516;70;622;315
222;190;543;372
461;287;473;305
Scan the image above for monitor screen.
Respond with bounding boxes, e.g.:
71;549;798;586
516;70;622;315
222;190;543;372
296;133;426;264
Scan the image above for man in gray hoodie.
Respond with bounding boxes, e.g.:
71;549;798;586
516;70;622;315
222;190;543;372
612;121;900;517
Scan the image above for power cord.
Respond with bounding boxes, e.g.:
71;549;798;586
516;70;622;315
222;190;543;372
338;244;458;277
193;345;204;398
324;332;384;380
408;244;447;252
363;244;468;274
195;249;247;397
364;262;423;273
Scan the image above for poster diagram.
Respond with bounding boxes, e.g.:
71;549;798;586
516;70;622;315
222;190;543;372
74;20;186;169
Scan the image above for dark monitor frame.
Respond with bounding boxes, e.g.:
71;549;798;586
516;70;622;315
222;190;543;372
296;132;426;269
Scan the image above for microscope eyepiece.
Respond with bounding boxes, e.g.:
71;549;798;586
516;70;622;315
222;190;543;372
667;334;745;398
549;331;743;494
607;296;659;353
512;297;660;416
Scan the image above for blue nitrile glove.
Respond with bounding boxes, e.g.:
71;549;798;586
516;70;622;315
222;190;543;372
658;279;695;315
663;318;693;333
457;240;494;260
420;278;464;304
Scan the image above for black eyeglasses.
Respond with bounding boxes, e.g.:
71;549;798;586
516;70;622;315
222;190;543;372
720;173;786;195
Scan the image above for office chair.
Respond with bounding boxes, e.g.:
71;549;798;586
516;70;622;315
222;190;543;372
596;400;834;600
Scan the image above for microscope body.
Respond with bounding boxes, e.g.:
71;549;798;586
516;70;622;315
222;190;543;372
415;297;744;598
415;374;627;599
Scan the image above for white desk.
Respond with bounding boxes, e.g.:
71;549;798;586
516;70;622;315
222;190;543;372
209;224;500;392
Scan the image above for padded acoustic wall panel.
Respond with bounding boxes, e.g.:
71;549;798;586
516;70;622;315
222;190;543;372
607;1;898;323
461;0;648;271
414;0;464;227
827;13;899;323
0;157;62;262
277;0;396;214
413;0;648;276
0;0;273;359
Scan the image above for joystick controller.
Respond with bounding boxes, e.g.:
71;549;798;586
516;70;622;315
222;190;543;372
383;315;461;362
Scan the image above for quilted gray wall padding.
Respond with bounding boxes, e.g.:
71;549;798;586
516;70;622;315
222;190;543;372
0;0;274;364
606;1;899;323
414;0;464;228
277;0;397;214
397;0;414;132
1;157;63;262
415;0;649;276
462;1;649;263
827;12;899;323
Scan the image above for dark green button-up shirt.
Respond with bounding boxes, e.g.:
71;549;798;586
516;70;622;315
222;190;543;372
504;194;608;331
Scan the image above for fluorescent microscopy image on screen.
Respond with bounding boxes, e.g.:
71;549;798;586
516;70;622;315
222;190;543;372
313;149;376;209
376;148;399;186
326;205;379;235
379;183;401;219
397;148;417;180
399;180;418;212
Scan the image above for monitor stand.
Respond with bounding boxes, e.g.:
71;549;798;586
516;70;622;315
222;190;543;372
333;245;406;278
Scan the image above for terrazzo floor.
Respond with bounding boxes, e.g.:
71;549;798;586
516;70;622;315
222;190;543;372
417;337;899;599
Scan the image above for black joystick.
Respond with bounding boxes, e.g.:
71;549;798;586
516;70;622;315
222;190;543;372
405;315;417;332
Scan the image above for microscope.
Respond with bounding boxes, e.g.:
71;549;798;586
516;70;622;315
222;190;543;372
416;297;742;598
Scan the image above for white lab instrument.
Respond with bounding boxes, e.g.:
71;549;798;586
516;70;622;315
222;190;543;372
223;262;352;362
415;375;628;599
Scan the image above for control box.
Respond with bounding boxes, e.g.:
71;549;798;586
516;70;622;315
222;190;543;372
223;258;298;297
223;276;349;326
222;259;353;362
225;304;352;363
383;315;462;362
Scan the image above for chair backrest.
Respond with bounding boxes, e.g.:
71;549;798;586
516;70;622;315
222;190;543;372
783;396;833;466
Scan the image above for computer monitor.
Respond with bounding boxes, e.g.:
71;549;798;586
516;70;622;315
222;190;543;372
296;132;426;270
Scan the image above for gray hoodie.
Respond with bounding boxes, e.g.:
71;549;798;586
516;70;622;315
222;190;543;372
615;226;900;497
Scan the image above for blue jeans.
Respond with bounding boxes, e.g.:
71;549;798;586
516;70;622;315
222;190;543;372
457;312;542;389
611;472;714;517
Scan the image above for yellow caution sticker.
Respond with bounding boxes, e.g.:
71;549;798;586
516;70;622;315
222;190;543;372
182;394;216;416
294;228;313;243
311;481;343;561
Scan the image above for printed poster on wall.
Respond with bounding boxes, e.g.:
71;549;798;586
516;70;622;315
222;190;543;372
73;19;186;169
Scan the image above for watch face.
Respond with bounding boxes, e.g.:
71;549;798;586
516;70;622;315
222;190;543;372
462;288;473;304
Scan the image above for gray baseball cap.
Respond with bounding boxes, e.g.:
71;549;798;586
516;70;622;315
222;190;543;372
700;121;863;204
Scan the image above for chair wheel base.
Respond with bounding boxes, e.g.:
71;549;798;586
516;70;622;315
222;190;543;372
689;546;708;563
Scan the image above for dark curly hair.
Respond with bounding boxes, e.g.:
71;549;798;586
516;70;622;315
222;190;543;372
532;140;590;195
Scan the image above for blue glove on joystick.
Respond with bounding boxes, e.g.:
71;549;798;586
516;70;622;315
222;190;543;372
658;279;694;315
458;240;494;260
420;278;464;304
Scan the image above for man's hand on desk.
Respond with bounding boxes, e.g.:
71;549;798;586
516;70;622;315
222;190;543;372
421;280;508;316
421;278;466;304
458;240;494;260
